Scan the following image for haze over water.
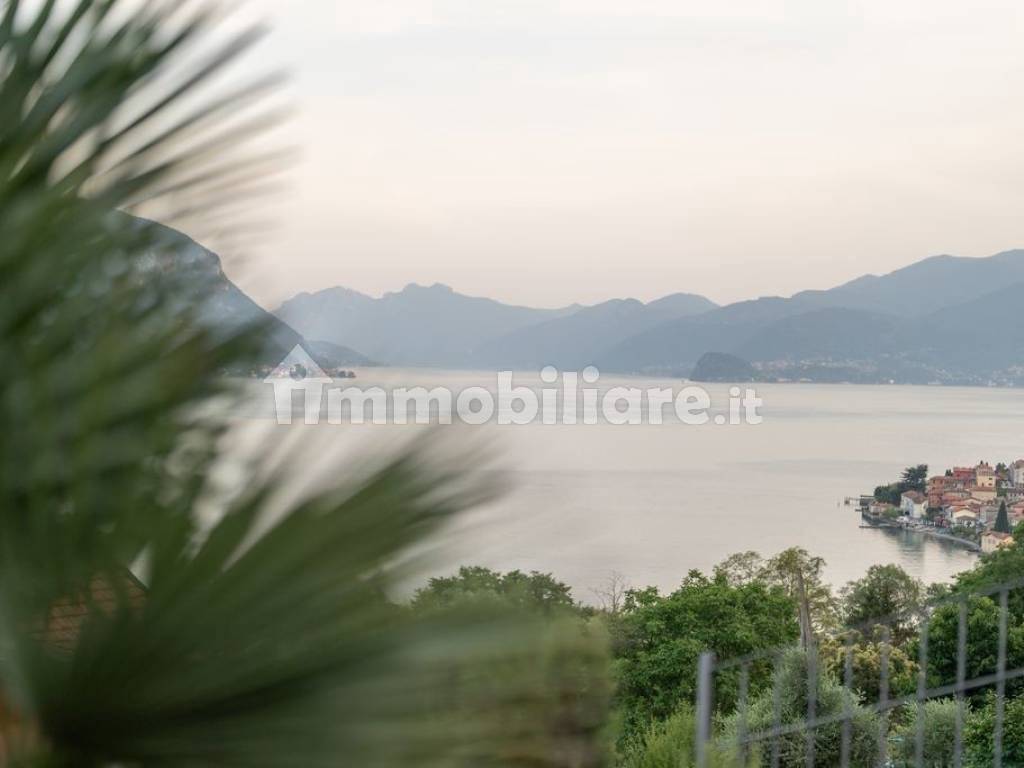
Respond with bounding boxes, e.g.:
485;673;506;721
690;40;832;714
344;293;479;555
242;372;1023;595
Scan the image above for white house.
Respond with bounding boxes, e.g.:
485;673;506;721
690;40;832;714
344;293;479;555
1011;460;1024;486
951;508;979;527
900;491;927;519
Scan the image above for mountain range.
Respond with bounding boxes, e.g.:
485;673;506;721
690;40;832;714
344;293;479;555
275;284;580;368
149;217;1024;385
273;249;1024;385
275;286;716;370
597;251;1024;384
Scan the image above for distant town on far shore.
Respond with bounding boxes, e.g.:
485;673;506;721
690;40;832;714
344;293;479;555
859;459;1024;554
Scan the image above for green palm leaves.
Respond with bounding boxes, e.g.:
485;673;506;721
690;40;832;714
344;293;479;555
0;3;612;766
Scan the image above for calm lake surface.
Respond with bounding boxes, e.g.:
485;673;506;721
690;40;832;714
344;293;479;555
236;370;1024;597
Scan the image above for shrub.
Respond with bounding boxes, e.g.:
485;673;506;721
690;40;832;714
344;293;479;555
719;649;880;767
891;698;962;767
964;693;1024;767
619;706;748;768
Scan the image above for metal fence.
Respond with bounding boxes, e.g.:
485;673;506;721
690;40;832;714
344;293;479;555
693;576;1024;767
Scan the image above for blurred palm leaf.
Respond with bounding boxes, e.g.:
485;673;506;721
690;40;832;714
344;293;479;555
0;2;612;766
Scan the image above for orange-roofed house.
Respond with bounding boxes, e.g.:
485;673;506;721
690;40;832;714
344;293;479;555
0;571;145;760
952;467;976;485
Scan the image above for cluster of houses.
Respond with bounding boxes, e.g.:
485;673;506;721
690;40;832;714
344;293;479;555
865;460;1024;554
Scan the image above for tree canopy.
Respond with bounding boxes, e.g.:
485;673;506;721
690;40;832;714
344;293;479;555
840;564;924;643
613;570;797;735
714;548;839;633
874;464;929;504
412;566;579;615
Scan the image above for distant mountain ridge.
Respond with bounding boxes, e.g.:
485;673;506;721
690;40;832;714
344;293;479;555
791;250;1024;317
143;224;1024;385
276;283;583;367
277;284;718;370
467;293;717;370
596;249;1024;384
273;248;1024;384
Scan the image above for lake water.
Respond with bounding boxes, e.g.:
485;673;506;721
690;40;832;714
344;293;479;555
235;370;1024;598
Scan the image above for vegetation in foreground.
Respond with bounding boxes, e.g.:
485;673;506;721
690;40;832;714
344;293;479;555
0;1;595;765
6;1;1024;766
408;528;1024;767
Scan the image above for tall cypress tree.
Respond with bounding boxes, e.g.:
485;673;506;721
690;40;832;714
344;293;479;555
995;500;1011;534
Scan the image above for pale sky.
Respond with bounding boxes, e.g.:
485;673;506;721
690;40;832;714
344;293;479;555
216;0;1024;310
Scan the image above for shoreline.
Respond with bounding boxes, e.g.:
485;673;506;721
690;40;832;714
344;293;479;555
860;513;981;553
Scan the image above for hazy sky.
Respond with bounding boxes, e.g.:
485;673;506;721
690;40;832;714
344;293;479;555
220;0;1024;310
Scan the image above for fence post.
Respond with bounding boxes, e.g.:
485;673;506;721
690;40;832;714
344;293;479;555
954;599;967;768
695;651;715;768
995;588;1008;768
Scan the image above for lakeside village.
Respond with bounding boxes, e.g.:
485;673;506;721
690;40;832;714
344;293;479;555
854;460;1024;554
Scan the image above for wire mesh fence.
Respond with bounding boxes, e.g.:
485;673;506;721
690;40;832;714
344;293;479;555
694;576;1024;767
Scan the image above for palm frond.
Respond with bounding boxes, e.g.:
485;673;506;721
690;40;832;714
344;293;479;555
0;3;613;766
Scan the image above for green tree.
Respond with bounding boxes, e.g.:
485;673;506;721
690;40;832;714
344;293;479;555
954;538;1024;618
874;484;901;505
409;567;614;766
760;548;840;633
713;549;839;637
964;692;1024;767
718;649;879;768
874;465;928;506
412;565;579;615
619;705;745;768
712;551;765;587
439;613;615;768
891;698;963;768
995;500;1012;534
819;631;917;703
921;597;1024;702
840;564;924;644
614;571;798;737
901;465;929;492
